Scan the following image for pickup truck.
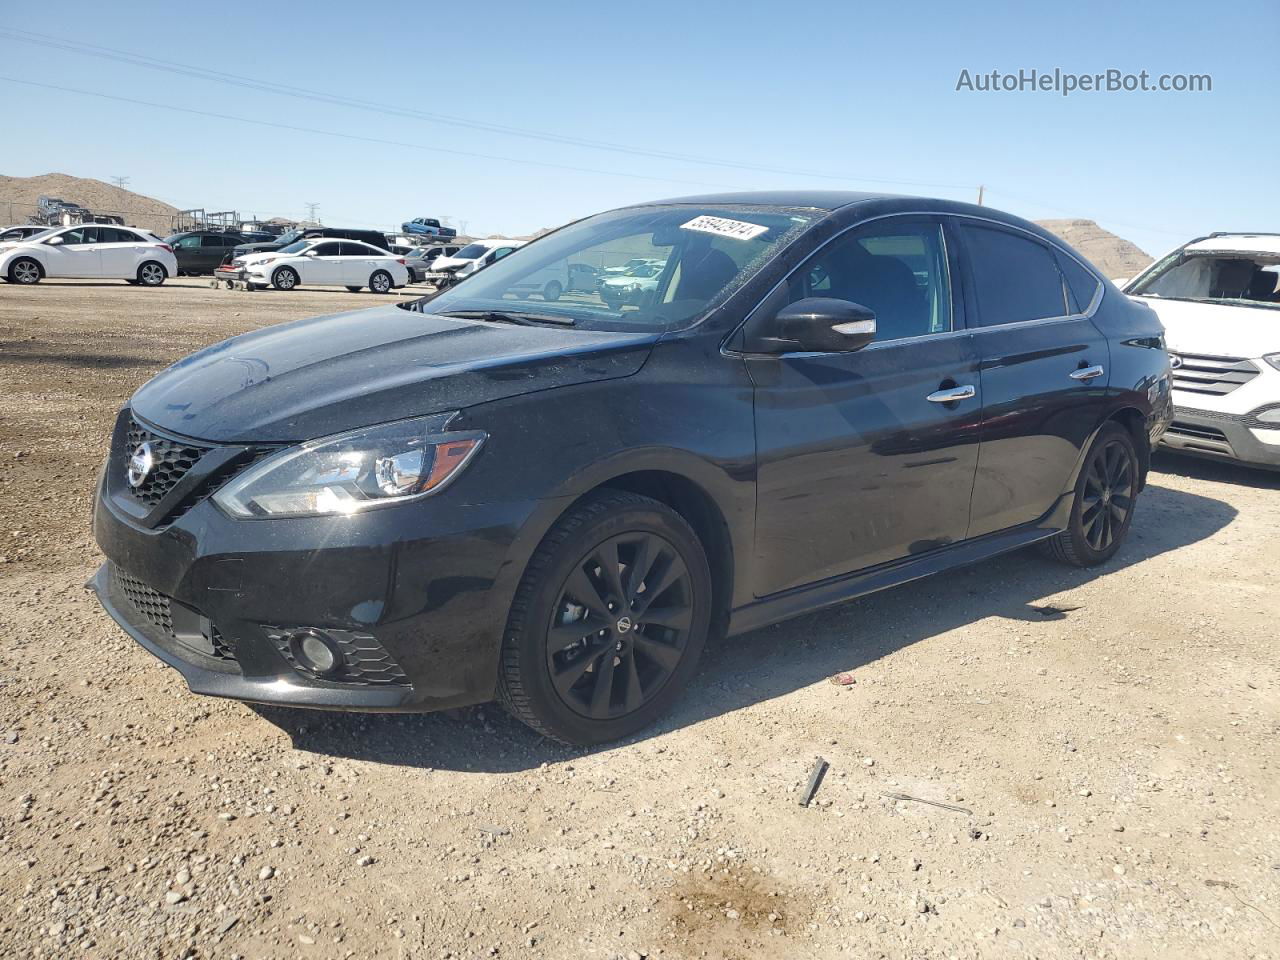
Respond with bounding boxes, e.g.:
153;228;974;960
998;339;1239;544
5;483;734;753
401;217;458;238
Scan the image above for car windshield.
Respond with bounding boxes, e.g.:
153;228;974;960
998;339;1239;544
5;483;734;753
11;228;55;242
452;243;490;260
273;230;304;246
419;205;817;331
277;240;312;255
1129;252;1280;311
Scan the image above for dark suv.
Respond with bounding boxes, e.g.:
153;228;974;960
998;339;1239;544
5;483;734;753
226;226;390;264
91;192;1173;745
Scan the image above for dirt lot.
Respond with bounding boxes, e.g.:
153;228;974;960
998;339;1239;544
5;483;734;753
1;278;1277;960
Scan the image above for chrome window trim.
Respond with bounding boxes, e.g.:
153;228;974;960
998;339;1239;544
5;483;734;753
728;209;1105;357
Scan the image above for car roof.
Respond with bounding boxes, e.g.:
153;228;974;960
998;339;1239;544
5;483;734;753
1183;234;1280;256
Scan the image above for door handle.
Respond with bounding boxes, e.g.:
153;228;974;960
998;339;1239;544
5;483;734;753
1069;365;1105;381
926;385;976;403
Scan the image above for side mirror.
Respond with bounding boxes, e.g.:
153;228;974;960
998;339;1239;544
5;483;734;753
46;236;65;246
303;250;318;258
753;298;877;354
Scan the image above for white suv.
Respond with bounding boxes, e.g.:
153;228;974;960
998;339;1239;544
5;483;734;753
1;225;177;286
1123;233;1280;470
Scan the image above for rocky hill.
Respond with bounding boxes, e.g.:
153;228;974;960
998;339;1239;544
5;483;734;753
0;172;180;236
1035;218;1152;280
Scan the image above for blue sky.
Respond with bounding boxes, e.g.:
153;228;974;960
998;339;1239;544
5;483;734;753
1;0;1276;258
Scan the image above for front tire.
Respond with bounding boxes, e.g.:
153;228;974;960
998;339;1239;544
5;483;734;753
498;491;712;745
1041;422;1139;567
9;257;42;284
369;270;392;294
271;266;299;291
543;280;562;301
137;261;167;286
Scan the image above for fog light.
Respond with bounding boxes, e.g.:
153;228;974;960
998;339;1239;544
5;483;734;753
1256;407;1280;424
288;629;342;678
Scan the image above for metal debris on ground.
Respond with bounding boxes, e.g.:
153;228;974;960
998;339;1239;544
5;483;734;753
799;757;829;807
881;792;973;816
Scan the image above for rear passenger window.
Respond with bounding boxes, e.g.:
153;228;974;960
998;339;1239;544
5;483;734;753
338;242;369;256
958;223;1069;326
1056;251;1102;313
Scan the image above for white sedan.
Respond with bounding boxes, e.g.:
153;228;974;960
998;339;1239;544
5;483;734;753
229;239;409;293
1;224;177;286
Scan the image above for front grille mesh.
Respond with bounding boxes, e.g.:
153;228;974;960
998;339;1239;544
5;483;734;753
1170;353;1260;396
111;565;237;664
114;566;174;634
126;418;210;506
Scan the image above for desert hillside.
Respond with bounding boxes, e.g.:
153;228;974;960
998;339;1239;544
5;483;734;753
0;172;180;235
1035;218;1152;280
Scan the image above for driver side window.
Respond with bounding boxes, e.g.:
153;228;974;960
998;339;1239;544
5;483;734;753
775;219;953;343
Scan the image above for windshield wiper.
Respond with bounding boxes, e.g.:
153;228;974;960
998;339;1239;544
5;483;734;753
437;310;577;327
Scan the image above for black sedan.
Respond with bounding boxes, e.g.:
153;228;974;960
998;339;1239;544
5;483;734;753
92;191;1172;745
165;231;251;275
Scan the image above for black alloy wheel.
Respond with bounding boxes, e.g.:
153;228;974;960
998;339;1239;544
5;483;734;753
1042;422;1139;567
498;490;712;745
547;530;693;721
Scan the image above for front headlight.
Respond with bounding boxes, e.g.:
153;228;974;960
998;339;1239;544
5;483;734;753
1263;353;1280;372
213;413;485;518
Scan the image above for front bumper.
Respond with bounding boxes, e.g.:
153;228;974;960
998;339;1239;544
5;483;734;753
1160;405;1280;470
91;412;549;711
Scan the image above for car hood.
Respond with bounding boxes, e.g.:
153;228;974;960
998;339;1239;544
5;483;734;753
130;304;658;443
1132;295;1278;358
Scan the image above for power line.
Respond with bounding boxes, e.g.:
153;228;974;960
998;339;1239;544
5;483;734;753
0;76;743;191
0;27;973;193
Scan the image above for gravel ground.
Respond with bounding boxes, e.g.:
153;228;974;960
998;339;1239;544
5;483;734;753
1;279;1277;960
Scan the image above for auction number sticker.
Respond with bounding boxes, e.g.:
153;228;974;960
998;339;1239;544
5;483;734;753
680;215;769;241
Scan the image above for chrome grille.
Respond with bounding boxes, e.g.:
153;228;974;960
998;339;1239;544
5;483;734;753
1169;353;1260;396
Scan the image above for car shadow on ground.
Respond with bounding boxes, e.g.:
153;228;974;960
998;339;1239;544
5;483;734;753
1152;450;1280;490
251;480;1236;773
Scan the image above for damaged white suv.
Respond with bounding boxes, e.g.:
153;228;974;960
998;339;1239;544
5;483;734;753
1123;233;1280;471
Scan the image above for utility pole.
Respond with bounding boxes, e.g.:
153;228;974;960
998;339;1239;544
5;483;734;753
110;175;130;189
976;185;985;206
305;202;320;224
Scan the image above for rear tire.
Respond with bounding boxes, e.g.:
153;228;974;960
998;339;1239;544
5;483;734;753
497;490;712;745
271;266;299;291
1041;422;1139;567
137;261;167;286
369;270;392;294
9;257;42;284
543;280;562;301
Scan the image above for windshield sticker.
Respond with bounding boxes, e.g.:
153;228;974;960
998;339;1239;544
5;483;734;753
680;215;769;242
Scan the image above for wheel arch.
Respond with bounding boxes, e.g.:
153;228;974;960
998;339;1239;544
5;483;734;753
5;252;46;279
1107;406;1151;491
583;469;734;641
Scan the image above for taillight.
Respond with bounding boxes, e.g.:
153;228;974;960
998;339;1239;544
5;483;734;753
157;243;173;252
397;258;407;265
